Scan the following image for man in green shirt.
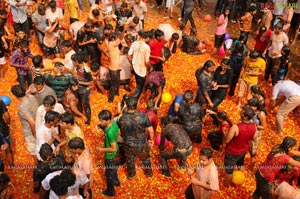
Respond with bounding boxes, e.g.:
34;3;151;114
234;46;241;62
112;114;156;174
97;109;120;197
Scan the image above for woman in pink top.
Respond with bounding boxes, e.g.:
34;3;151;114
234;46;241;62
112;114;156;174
212;7;230;55
253;136;300;199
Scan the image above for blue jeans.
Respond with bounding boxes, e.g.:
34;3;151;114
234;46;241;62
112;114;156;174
133;72;146;99
78;87;91;124
105;158;119;194
17;72;32;91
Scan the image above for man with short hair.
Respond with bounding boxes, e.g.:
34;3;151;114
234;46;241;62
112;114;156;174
133;0;147;28
118;97;154;179
221;106;257;187
11;84;39;162
27;76;57;106
128;30;151;99
32;5;47;48
149;29;165;72
9;0;30;35
61;40;76;72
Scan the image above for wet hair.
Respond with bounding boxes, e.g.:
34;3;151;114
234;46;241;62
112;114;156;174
109;32;118;41
133;16;140;24
43;95;56;106
241;106;255;120
269;136;297;159
274;22;284;30
250;85;266;99
183;90;194;103
248;5;257;12
60;169;76;187
84;21;94;29
217;111;232;126
50;175;68;196
126;97;138;110
98;109;112;121
221;58;230;66
123;47;130;55
248;97;259;108
61;40;72;48
68;137;85;150
34;76;45;85
200;147;213;159
92;9;100;17
48;0;57;8
172;33;179;40
235;43;245;54
0;173;10;186
161;116;171;126
11;85;26;98
59;112;75;125
238;33;247;43
259;26;267;33
121;2;128;8
203;60;215;70
69;78;79;87
104;24;113;31
71;53;85;64
44;111;59;123
20;40;29;47
39;143;53;161
38;5;46;12
155;29;164;39
249;50;260;59
120;94;130;110
125;34;133;42
0;9;7;15
90;62;100;72
32;55;43;67
281;46;290;57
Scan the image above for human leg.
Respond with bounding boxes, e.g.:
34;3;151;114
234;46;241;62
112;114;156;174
108;69;121;103
103;158;117;196
133;72;146;99
139;144;153;177
124;148;137;179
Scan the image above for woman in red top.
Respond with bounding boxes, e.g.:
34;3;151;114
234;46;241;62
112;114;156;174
253;136;300;199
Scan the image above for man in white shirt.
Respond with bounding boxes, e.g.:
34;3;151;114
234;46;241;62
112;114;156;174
35;111;60;161
128;30;151;99
133;0;147;28
9;0;30;35
61;40;76;72
45;0;64;24
35;95;65;130
40;168;90;199
270;80;300;135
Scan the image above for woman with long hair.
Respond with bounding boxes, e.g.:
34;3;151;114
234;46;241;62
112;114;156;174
253;137;300;199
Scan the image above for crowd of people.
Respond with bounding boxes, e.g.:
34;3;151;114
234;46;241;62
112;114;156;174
0;0;300;198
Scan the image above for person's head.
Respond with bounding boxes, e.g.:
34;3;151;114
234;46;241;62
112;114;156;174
135;0;141;4
68;137;85;156
235;43;245;55
92;9;100;18
183;90;194;104
48;0;57;12
247;98;259;111
0;173;10;190
124;34;133;45
171;33;179;42
248;5;257;15
155;29;164;41
109;32;118;42
50;175;68;196
240;106;255;121
59;112;75;130
126;97;138;110
249;50;260;62
71;53;85;67
69;78;79;92
223;7;230;15
217;111;228;121
274;22;284;34
60;169;76;187
39;143;53;161
16;30;26;39
238;33;247;44
123;46;130;55
0;9;7;20
250;85;265;99
38;5;46;15
84;21;94;33
220;58;230;71
43;95;56;111
11;85;25;98
32;55;44;68
259;26;267;34
61;40;72;54
121;2;128;12
203;60;215;73
33;76;45;92
98;109;112;130
44;111;60;126
132;16;140;25
90;62;100;73
199;147;213;167
161;116;171;128
104;24;114;36
281;45;290;57
19;40;29;54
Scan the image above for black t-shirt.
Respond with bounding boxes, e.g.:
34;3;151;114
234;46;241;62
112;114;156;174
118;111;152;149
0;100;9;137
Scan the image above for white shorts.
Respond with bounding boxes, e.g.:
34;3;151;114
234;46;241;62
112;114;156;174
0;56;6;65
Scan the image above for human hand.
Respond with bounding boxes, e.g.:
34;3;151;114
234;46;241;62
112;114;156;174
84;190;90;199
54;146;60;156
1;142;8;151
148;140;154;147
208;102;214;108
